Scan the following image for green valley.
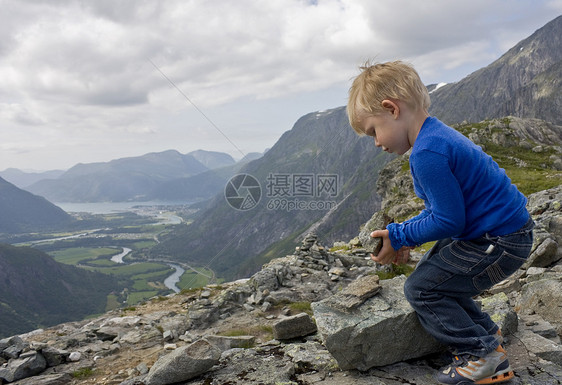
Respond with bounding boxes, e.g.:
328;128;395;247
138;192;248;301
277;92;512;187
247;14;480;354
18;205;218;310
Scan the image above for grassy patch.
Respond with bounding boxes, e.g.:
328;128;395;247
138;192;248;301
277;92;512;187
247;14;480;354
105;294;120;312
177;268;214;291
376;264;414;280
127;291;159;306
86;262;171;277
504;168;562;196
329;244;350;253
72;367;95;379
288;301;312;315
49;247;120;265
415;241;436;255
219;325;273;343
131;240;158;249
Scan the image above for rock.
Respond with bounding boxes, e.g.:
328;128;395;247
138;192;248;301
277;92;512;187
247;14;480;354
272;313;317;341
10;373;73;385
334;274;381;310
312;275;444;370
40;346;69;367
136;362;149;375
527;237;560;268
357;211;393;255
162;330;175;342
313;274;382;313
68;351;81;362
144;339;221;385
283;341;339;372
514;329;562;366
94;326;121;341
519;313;561;344
0;336;27;359
479;292;518;335
0;352;47;383
197;346;296;384
517;278;562;335
204;335;255;351
100;316;142;328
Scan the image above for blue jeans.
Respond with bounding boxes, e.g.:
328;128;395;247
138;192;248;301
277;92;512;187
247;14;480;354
404;217;534;357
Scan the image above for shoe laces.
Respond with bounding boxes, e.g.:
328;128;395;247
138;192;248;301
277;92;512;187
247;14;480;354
451;353;479;367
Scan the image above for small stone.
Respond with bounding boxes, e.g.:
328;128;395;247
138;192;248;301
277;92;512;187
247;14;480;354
68;352;81;362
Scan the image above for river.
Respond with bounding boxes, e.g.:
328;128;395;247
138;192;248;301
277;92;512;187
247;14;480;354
163;264;186;293
109;249;183;293
110;247;132;263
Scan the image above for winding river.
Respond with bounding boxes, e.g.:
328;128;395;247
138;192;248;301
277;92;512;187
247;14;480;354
110;247;132;263
163;264;186;293
109;248;183;292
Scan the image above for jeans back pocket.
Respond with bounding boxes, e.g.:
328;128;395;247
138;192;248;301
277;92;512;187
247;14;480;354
473;251;528;292
439;240;486;274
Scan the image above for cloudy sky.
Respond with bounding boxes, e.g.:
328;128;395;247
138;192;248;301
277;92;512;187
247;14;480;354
1;0;561;171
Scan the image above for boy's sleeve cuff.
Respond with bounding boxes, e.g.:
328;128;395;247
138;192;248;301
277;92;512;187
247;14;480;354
386;223;407;250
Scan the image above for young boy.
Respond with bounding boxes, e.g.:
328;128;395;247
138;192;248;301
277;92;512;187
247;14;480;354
347;61;534;384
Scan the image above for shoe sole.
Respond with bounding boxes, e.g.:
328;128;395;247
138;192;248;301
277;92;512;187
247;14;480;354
475;369;514;384
437;367;514;384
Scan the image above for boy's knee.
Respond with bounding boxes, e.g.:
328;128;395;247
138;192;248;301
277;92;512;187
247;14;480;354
403;276;419;304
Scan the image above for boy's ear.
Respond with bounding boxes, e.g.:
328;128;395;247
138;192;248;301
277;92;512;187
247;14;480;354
381;99;400;118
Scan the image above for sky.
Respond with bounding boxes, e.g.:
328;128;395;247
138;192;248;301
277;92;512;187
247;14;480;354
1;0;561;171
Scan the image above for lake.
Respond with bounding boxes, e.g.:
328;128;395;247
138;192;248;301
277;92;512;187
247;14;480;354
54;201;193;214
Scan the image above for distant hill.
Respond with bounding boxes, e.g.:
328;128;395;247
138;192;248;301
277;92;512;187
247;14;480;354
151;107;393;280
147;151;264;201
189;149;237;169
0;243;122;338
430;15;562;125
0;168;65;189
26;149;237;203
149;163;242;201
0;177;73;234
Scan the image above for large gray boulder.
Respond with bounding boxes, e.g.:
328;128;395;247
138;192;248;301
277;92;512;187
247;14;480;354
144;339;221;385
312;275;444;370
0;351;47;383
517;277;562;336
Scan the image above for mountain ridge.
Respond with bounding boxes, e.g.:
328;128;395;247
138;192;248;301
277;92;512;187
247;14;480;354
429;15;562;125
25;149;238;203
0;177;73;234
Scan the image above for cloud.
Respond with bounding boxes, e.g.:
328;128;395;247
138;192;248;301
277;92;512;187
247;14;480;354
0;0;560;170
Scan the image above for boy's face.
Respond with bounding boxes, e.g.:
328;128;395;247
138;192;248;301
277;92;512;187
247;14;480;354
358;109;412;155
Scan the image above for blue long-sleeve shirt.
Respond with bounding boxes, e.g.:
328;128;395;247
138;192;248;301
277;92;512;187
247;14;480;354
387;117;529;250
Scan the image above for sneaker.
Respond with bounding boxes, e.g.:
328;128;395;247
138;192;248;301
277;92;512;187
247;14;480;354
437;345;514;384
449;330;504;368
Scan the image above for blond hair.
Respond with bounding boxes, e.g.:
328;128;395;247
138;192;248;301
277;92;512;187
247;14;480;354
347;60;430;135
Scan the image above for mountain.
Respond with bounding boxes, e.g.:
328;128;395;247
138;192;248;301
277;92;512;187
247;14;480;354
150;107;393;280
147;151;263;201
26;149;236;203
189;149;236;169
0;243;122;338
0;168;65;189
148;162;243;201
0;177;73;234
430;15;562;125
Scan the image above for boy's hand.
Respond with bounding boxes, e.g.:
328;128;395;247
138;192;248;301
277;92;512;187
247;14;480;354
370;229;412;265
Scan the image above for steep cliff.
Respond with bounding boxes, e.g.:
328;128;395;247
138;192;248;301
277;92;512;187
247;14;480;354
430;15;562;125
